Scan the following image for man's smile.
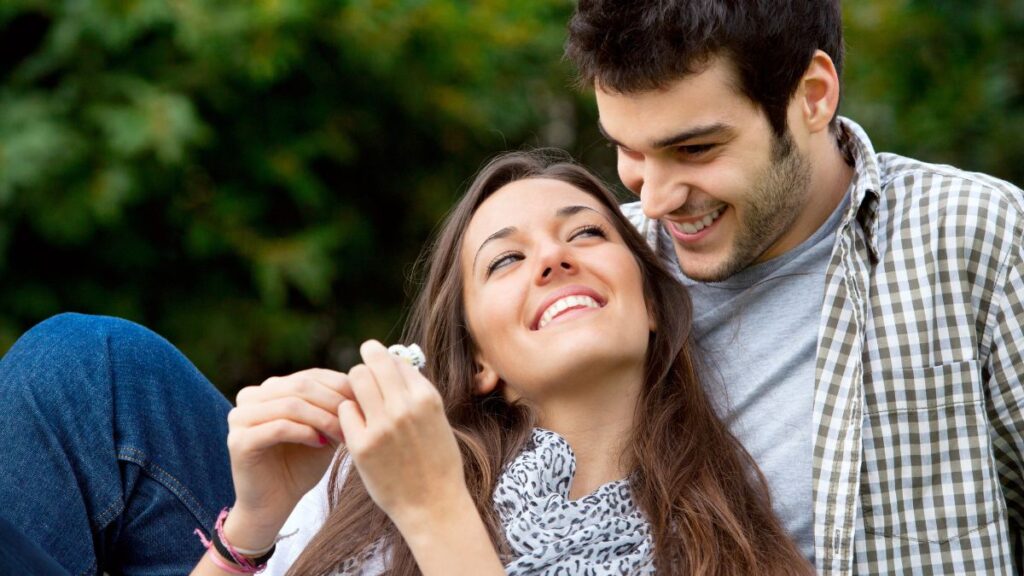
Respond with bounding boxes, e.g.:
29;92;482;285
667;206;728;242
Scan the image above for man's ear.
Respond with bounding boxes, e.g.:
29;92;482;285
473;354;500;395
798;49;841;134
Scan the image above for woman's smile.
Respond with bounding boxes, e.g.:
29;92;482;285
531;285;606;331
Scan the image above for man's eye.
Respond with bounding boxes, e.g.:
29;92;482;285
486;251;522;276
616;145;643;159
679;144;715;156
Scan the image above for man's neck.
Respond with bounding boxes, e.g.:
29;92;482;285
808;128;856;229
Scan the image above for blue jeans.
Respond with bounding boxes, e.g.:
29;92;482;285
0;314;235;575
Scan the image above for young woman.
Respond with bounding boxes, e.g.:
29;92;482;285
192;150;812;575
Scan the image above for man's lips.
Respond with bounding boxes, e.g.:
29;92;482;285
667;206;727;241
531;285;606;330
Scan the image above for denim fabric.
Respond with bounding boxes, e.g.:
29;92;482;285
0;313;235;576
0;513;70;575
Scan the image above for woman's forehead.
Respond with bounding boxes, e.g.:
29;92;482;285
464;178;606;242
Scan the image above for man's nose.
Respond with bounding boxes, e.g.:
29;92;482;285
640;161;689;220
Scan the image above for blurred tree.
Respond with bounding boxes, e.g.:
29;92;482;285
0;0;586;393
842;0;1024;183
0;1;1020;395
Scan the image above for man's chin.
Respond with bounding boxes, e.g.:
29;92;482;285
675;250;748;283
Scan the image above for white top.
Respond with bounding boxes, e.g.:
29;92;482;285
264;429;655;575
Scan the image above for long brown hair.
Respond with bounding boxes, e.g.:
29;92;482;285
289;150;811;575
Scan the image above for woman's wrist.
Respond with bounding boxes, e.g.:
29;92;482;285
388;486;475;537
219;505;287;554
393;491;505;576
192;507;281;576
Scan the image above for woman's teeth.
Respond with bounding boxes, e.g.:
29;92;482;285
677;206;725;234
538;295;601;329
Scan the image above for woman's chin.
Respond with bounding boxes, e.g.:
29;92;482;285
504;343;647;398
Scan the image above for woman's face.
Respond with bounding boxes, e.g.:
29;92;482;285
460;177;653;400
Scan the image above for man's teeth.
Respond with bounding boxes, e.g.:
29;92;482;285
538;295;601;329
677;207;725;234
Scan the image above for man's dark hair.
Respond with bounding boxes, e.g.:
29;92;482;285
565;0;845;137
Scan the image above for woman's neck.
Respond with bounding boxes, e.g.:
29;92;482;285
533;365;643;500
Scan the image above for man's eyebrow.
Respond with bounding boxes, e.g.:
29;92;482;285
472;205;606;270
597;121;625;149
598;120;733;151
652;123;733;149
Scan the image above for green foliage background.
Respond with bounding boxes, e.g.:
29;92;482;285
1;1;1021;396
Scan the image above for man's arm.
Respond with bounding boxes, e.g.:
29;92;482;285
985;232;1024;565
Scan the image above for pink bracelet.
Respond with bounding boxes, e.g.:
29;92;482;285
194;508;272;574
195;535;250;575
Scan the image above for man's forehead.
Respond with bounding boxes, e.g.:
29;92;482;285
595;64;755;146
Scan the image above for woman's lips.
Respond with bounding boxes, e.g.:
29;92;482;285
531;286;606;330
537;294;602;330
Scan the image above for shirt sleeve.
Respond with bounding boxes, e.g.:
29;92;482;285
986;230;1024;557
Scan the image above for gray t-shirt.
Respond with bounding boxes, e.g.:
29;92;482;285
623;193;850;564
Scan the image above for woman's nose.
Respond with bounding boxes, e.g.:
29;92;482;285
535;242;576;283
541;261;574;279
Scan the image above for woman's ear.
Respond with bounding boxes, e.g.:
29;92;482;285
473;355;500;395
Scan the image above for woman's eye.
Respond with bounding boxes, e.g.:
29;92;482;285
569;224;608;241
486;251;522;276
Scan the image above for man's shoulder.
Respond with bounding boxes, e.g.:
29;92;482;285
619;200;659;246
868;152;1024;271
876;152;1024;216
619;200;645;224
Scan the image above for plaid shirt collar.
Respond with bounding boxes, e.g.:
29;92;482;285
838;118;882;264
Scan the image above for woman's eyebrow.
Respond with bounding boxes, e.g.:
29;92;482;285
472;205;607;270
473;226;516;270
556;204;602;218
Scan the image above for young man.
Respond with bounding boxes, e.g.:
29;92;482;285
565;1;1022;574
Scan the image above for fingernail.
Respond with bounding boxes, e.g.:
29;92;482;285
318;434;328;446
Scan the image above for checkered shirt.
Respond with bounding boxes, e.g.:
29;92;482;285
624;117;1023;575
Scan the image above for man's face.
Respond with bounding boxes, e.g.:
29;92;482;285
595;58;812;282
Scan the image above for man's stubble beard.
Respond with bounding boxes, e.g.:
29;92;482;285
700;132;812;282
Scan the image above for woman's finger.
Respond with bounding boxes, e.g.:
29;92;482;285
359;340;409;412
240;371;349;416
337;398;367;451
395;360;429;390
293;368;355;401
347;364;385;423
228;397;344;444
227;419;327;454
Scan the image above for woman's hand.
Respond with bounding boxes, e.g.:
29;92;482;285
221;368;350;550
339;340;469;529
339;341;505;576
